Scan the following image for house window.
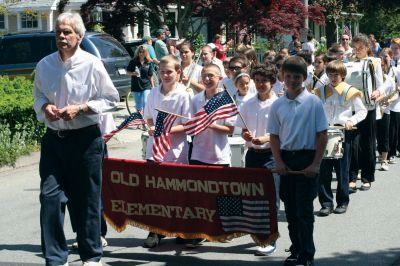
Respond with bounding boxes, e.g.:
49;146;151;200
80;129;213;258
0;14;5;29
21;12;39;29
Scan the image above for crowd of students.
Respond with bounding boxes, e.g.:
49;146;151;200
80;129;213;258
128;32;400;266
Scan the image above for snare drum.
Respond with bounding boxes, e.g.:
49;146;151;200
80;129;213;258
141;131;149;160
228;136;246;167
324;129;344;159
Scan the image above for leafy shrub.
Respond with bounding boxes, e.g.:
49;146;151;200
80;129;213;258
0;76;45;166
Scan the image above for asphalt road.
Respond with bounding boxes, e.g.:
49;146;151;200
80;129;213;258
1;105;400;266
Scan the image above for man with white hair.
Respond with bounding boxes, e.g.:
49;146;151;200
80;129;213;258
34;12;119;266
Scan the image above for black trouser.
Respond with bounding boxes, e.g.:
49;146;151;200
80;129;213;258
350;109;376;183
39;125;103;266
245;149;279;242
376;113;390;153
280;150;317;261
389;111;400;157
69;142;108;238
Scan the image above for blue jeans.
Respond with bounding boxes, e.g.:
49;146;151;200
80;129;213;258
39;125;103;265
134;90;150;112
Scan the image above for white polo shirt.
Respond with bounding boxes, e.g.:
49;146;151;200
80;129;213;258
190;90;236;164
236;94;278;149
267;89;328;151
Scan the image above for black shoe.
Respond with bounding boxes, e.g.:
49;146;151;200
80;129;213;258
318;206;333;217
144;233;160;248
175;237;188;244
284;253;299;266
333;205;348;214
185;238;206;248
295;258;314;266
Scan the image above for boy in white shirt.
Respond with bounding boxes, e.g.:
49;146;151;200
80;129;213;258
186;63;236;248
143;55;191;248
236;64;279;256
267;56;328;266
314;60;367;216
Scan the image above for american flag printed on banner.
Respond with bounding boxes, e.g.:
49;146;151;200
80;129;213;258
184;90;238;136
152;110;178;162
343;25;352;40
216;196;270;234
103;112;145;143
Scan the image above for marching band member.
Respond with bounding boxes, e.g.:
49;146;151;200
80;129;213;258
387;44;400;163
376;48;399;169
314;60;367;216
311;54;329;91
236;64;279;256
268;56;328;266
179;42;205;94
348;33;384;192
390;38;400;67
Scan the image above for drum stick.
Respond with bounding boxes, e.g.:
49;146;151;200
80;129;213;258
312;73;326;87
270;169;306;175
329;125;357;130
155;108;190;120
223;84;250;131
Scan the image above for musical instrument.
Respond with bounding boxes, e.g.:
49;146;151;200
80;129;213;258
324;128;344;159
183;51;202;95
228;136;246;167
344;59;377;110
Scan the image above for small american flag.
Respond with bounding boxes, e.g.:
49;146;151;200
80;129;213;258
184;90;238;136
216;196;270;235
343;25;352;40
152;110;178;162
103;112;145;143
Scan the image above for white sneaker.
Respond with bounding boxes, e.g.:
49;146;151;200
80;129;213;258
255;243;276;256
388;156;396;164
380;161;389;171
82;260;102;266
101;236;108;247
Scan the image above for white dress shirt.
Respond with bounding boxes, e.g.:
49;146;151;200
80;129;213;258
34;48;119;130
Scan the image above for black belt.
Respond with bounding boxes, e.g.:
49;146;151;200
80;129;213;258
47;124;99;138
248;147;272;154
281;149;315;156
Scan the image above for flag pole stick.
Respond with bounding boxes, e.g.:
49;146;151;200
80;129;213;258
222;84;250;131
155;108;190;120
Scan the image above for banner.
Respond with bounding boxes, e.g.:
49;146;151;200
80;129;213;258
102;158;279;246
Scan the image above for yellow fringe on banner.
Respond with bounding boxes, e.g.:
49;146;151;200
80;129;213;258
104;214;279;246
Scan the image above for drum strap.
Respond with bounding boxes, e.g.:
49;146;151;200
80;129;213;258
320;85;326;104
339;84;352;105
